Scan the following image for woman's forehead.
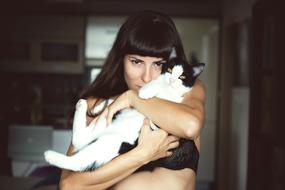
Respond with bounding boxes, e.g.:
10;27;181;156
126;54;165;62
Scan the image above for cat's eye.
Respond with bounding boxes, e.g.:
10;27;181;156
179;75;186;80
167;68;172;73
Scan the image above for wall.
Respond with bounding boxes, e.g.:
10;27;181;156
174;18;219;183
223;0;257;26
230;87;249;190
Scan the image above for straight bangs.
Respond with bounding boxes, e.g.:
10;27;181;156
124;22;175;60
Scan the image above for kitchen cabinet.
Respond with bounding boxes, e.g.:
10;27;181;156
0;16;85;74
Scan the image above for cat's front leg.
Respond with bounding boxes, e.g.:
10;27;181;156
72;99;95;151
86;99;115;140
73;99;114;151
139;81;161;99
91;99;114;115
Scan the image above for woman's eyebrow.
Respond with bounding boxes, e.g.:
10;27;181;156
129;56;143;61
154;60;167;64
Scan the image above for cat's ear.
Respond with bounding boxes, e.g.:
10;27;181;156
192;63;205;77
169;47;177;60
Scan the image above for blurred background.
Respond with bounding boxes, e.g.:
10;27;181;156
0;0;284;189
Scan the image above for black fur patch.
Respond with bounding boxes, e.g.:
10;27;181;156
83;162;99;172
119;138;199;174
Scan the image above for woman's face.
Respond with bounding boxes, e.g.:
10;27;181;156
123;54;166;91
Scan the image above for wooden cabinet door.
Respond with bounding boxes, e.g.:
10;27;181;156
248;0;285;189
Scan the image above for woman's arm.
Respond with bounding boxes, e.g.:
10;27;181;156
60;119;179;190
60;144;144;190
104;80;205;139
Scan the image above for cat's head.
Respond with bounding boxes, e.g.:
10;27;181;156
162;55;205;94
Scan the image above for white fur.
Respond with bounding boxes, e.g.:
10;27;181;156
44;65;194;171
139;65;191;101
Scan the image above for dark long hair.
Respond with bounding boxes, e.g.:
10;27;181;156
80;11;187;100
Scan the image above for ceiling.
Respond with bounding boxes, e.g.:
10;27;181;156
1;0;221;17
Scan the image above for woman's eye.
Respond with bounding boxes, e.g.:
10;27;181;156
154;62;163;67
131;60;141;65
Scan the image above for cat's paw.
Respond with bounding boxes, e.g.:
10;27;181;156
139;85;158;99
44;150;59;165
73;99;88;132
76;99;88;112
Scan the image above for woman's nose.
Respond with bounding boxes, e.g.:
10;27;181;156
142;68;152;83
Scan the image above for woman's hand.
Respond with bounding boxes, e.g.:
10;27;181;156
97;90;136;126
137;118;179;162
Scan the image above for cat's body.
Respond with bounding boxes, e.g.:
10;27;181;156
44;57;204;173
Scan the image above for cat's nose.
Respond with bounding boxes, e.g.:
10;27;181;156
169;78;175;84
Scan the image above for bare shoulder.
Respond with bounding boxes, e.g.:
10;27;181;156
194;79;205;92
86;96;98;110
85;96;100;124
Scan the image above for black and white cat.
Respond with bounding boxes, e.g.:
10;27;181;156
44;54;204;172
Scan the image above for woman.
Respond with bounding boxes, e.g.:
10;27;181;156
60;11;205;190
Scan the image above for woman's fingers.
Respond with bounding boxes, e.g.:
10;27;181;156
87;116;98;128
168;141;179;150
139;118;153;142
106;106;115;126
93;105;115;127
94;108;108;126
137;118;181;160
143;118;151;125
106;92;133;125
140;120;151;134
167;135;179;143
94;92;133;126
166;151;173;157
